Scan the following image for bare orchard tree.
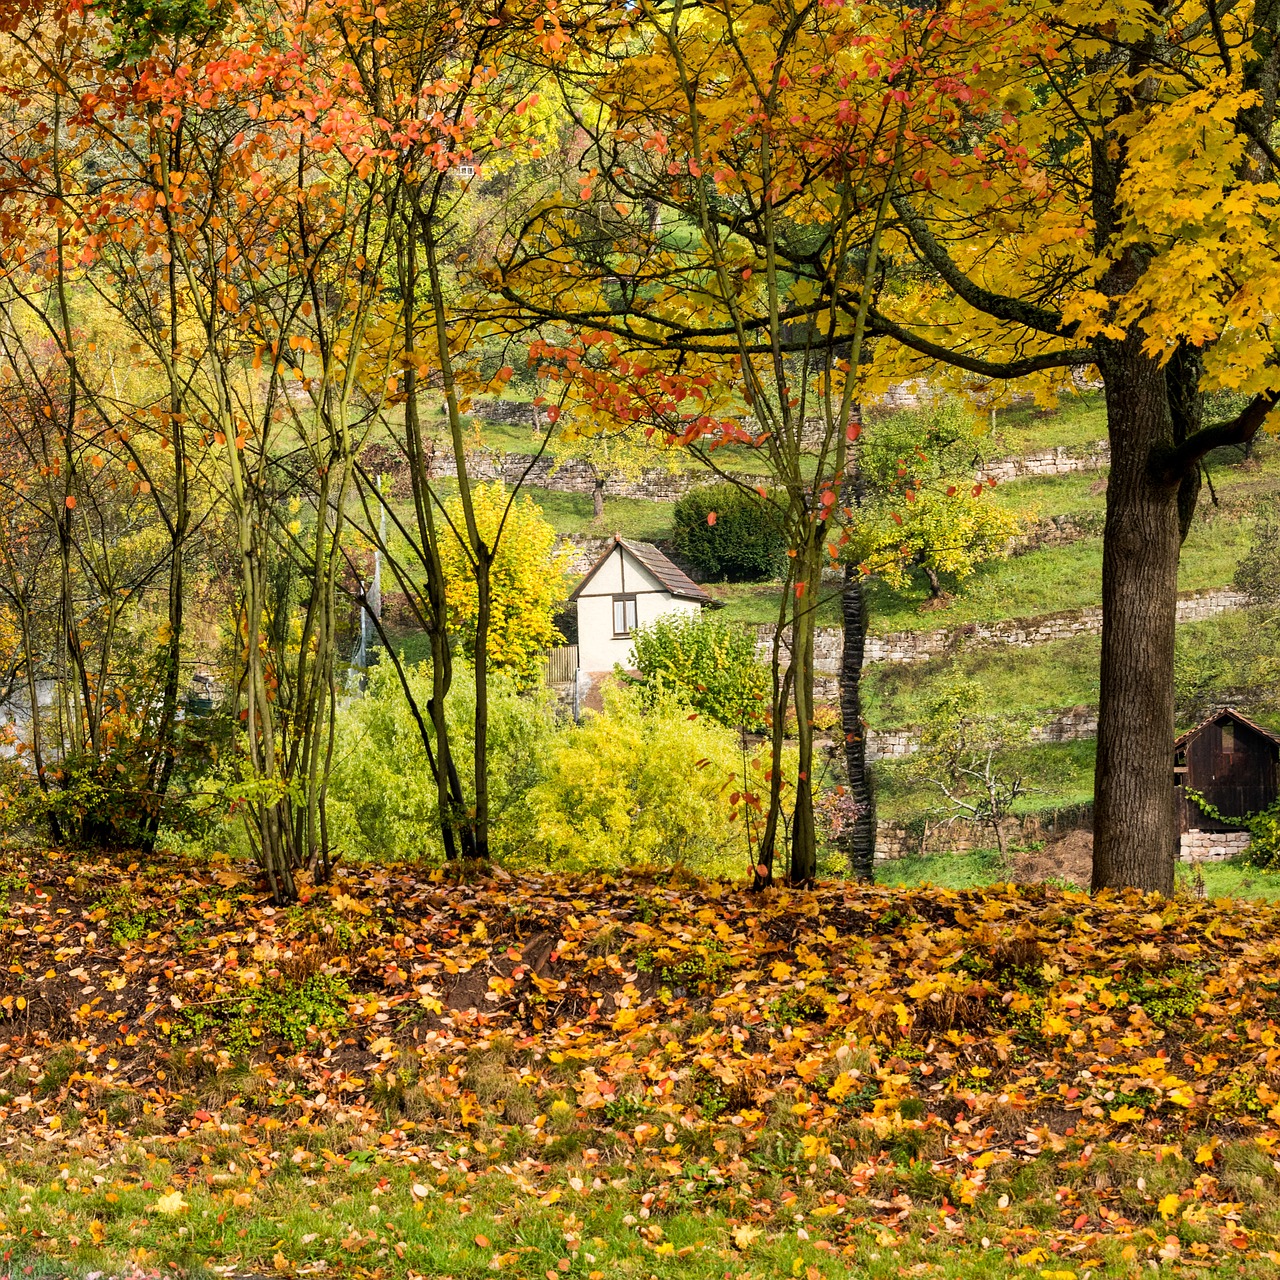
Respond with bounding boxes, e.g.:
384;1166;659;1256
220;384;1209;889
907;681;1040;863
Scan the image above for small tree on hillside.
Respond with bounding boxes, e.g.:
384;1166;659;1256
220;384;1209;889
906;680;1040;863
437;484;571;690
837;403;1021;881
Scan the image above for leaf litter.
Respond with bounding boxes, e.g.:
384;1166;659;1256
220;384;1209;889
0;850;1279;1277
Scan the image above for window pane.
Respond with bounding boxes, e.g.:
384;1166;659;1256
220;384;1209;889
625;599;637;632
614;599;626;633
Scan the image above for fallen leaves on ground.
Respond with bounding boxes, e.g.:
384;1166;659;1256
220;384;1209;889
0;850;1278;1277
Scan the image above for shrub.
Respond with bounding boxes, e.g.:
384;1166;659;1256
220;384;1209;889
672;483;786;582
630;611;768;728
325;660;556;863
518;685;767;876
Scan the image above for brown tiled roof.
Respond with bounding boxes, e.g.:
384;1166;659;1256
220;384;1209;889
1175;707;1280;750
567;536;713;604
618;538;713;603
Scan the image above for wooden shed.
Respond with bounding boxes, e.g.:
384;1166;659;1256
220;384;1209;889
1174;709;1280;832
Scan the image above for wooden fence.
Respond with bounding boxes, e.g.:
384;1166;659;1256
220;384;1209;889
542;645;579;685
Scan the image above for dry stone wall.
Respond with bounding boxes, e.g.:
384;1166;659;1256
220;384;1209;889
1179;830;1251;862
759;587;1250;673
874;805;1094;860
982;441;1110;482
859;705;1099;763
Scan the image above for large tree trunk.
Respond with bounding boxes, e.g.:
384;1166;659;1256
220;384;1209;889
839;562;876;880
1092;338;1181;894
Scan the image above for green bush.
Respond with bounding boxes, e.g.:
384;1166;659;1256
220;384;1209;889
630;611;768;728
672;483;785;582
325;660;556;864
519;685;769;876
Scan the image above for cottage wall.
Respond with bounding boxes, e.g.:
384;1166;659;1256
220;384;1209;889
575;546;701;671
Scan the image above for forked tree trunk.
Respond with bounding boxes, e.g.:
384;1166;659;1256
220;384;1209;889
839;562;876;880
1092;337;1181;895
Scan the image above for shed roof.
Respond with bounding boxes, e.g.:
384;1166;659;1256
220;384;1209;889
568;536;714;605
1175;707;1280;750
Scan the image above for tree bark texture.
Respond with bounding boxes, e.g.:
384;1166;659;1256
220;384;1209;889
1092;337;1181;895
839;562;876;881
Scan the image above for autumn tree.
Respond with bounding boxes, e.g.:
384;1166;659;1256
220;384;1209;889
854;3;1280;892
838;402;1020;880
437;483;571;689
492;0;931;885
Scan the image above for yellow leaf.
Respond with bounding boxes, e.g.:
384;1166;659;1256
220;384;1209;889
1108;1104;1145;1123
1196;1138;1219;1165
732;1224;761;1250
154;1190;188;1215
273;1249;290;1272
89;1220;106;1244
1158;1193;1181;1220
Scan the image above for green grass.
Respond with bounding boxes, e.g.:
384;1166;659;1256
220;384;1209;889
994;469;1108;517
873;739;1097;825
986;389;1109;453
709;510;1255;635
876;847;1009;888
706;578;844;628
3;1131;1276;1280
865;632;1102;727
529;488;677;541
877;847;1280;901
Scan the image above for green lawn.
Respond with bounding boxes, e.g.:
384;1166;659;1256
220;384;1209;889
994;469;1107;517
986;390;1109;453
878;847;1280;900
872;739;1097;825
709;516;1251;635
865;632;1102;727
531;488;677;541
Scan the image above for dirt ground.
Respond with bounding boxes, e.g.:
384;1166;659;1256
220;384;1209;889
1012;828;1093;887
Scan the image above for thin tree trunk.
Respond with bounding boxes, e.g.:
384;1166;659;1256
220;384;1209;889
1091;338;1181;894
788;538;821;885
839;562;876;880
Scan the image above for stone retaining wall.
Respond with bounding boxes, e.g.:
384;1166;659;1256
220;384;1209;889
1179;829;1252;862
875;805;1093;860
859;705;1099;763
982;441;1109;482
762;587;1250;673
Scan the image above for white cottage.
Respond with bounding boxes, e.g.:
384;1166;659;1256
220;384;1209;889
568;536;713;672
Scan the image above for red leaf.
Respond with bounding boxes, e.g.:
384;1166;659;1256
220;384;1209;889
64;495;76;509
707;511;717;525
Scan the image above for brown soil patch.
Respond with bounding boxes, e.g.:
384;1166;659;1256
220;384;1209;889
1012;828;1092;887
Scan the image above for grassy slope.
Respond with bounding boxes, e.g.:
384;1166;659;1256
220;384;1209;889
8;853;1280;1280
707;514;1254;634
872;739;1098;824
